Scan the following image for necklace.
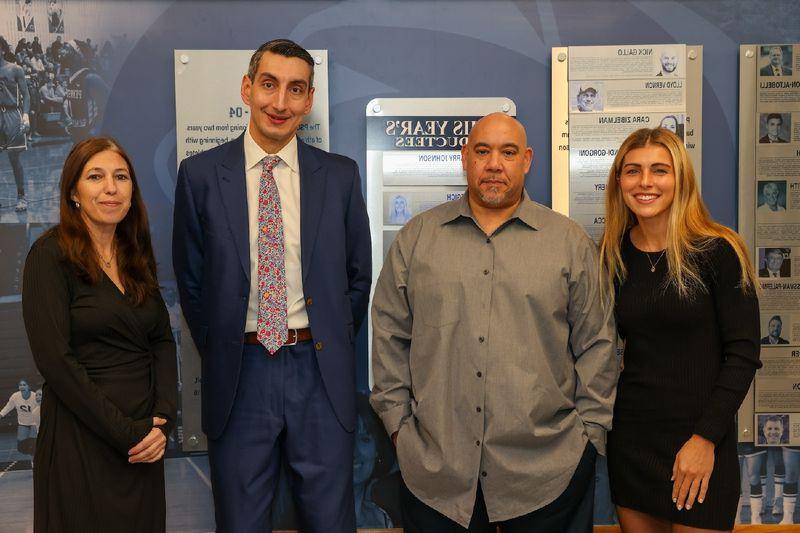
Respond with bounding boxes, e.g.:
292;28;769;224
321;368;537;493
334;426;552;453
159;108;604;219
96;245;115;269
644;250;666;273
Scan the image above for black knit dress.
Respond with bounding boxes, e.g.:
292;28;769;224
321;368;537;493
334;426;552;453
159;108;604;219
22;234;177;532
607;233;761;530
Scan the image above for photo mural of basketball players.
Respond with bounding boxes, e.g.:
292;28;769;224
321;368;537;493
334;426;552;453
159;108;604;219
0;36;30;213
0;379;38;462
0;34;119;224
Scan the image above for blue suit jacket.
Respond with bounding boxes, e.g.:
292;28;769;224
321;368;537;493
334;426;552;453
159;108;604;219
173;134;371;438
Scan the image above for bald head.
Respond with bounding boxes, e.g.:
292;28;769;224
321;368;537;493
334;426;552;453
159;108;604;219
468;112;528;149
660;48;678;74
461;112;532;213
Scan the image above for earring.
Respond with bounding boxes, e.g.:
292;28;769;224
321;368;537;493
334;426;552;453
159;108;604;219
74;200;80;209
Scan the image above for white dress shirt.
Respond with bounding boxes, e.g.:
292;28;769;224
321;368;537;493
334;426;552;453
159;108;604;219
243;128;309;331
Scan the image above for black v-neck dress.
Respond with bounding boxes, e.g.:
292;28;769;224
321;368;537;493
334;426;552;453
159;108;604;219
22;233;177;533
607;233;761;530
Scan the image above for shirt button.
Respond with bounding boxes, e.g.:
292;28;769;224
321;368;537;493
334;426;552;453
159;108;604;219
475;440;480;446
476;371;482;377
478;336;485;343
481;471;487;477
306;297;313;306
315;342;323;351
476;406;481;413
483;269;489;275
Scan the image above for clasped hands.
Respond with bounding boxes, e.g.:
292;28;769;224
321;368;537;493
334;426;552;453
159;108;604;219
128;417;168;464
671;434;715;511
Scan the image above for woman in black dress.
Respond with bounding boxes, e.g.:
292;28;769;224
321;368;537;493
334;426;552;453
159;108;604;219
22;137;177;532
599;128;760;532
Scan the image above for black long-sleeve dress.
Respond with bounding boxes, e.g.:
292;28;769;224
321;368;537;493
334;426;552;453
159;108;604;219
607;233;761;530
22;233;177;533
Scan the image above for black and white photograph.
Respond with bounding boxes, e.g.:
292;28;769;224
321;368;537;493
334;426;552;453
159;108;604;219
758;414;791;446
761;315;791;345
760;45;793;77
0;31;121;223
759;113;791;144
655;46;680;77
657;114;684;140
572;82;603;112
757;180;787;215
758;247;792;278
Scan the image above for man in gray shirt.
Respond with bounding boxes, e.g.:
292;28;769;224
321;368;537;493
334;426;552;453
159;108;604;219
370;113;618;531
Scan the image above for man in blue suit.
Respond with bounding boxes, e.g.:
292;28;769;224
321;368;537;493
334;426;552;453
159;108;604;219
173;39;371;533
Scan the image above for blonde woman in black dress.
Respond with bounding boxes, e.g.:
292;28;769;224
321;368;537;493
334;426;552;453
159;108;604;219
22;137;177;532
599;128;760;532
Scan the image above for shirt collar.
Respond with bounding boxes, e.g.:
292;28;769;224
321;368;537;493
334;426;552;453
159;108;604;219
440;189;541;230
244;127;299;174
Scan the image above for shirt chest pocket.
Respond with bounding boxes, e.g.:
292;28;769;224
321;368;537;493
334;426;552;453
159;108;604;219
415;280;462;328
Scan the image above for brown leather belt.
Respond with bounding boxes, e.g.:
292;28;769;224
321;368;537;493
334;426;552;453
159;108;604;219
244;328;312;346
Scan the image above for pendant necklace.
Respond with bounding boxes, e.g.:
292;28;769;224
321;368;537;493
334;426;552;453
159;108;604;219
97;245;115;269
645;250;666;273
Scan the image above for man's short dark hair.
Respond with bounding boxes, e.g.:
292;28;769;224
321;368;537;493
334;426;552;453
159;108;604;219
578;87;597;96
769;315;782;324
247;39;315;87
766;113;783;124
764;415;784;426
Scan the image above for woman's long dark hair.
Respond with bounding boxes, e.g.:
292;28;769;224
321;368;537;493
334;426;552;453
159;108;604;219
46;136;158;305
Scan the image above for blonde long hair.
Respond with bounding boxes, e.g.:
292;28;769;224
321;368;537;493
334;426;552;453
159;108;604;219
599;128;756;301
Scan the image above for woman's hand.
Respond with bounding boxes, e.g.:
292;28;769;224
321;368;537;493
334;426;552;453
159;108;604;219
671;434;715;511
128;417;167;463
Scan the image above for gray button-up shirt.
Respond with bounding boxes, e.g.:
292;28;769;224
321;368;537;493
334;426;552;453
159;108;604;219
370;193;619;526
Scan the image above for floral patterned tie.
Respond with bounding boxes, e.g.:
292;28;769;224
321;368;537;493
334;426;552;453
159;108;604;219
256;156;287;354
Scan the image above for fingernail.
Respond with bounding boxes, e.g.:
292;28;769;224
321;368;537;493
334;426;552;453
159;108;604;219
672;498;677;503
698;499;703;503
686;505;691;510
677;505;682;510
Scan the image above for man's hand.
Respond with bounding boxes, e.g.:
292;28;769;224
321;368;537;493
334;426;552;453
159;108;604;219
21;113;30;132
128;417;167;463
671;434;714;511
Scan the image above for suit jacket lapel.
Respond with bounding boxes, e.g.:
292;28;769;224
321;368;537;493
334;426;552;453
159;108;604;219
217;133;251;281
298;138;326;284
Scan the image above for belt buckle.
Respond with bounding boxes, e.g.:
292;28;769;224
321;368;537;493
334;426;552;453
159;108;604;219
285;328;298;346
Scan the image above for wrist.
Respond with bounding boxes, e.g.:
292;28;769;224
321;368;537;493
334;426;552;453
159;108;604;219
691;434;714;448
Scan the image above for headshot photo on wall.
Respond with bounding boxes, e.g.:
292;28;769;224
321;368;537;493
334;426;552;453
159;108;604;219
758;247;792;278
386;193;412;225
761;315;790;345
657;114;685;140
759;113;791;144
570;82;603;112
758;414;790;446
760;45;793;76
757;180;787;215
655;47;680;77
